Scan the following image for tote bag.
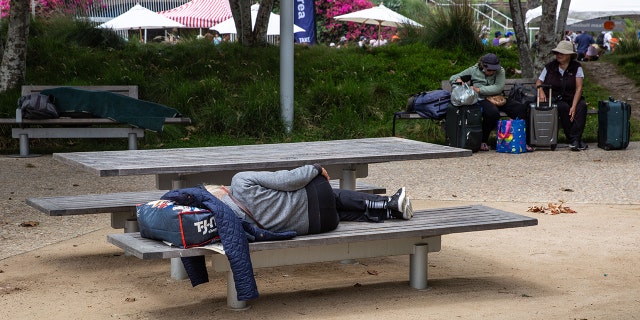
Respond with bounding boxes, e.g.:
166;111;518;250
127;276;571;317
496;118;527;154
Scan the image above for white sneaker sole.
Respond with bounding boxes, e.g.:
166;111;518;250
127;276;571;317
396;187;406;213
402;197;414;220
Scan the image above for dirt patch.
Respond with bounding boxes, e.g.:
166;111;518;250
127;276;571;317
580;59;640;119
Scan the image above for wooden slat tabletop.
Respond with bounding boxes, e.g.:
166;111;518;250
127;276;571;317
107;205;538;260
53;137;471;177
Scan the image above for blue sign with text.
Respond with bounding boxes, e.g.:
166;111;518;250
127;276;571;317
294;0;316;44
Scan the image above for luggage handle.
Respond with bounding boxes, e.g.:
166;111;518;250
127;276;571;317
536;84;552;107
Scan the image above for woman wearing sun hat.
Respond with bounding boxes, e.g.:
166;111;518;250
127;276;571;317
535;40;588;151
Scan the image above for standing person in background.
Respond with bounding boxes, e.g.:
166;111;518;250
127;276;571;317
603;31;613;52
499;31;514;47
392;31;401;43
536;41;588;151
480;33;489;46
574;31;594;61
492;31;502;46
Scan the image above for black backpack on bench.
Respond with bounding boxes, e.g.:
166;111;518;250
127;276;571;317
406;89;451;120
17;93;59;119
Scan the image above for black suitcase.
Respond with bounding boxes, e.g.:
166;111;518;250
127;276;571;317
445;103;482;152
529;86;558;150
598;97;631;150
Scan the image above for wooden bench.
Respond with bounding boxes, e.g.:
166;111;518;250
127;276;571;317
392;78;596;136
25;180;386;230
0;85;191;157
107;204;538;310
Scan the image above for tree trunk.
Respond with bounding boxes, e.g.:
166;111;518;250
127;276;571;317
252;0;274;45
0;0;31;92
533;0;559;75
555;0;571;42
229;0;253;46
509;0;534;78
228;0;275;46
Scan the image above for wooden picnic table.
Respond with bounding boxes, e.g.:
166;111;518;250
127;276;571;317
53;137;471;190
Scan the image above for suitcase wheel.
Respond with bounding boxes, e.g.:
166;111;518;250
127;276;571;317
550;144;557;151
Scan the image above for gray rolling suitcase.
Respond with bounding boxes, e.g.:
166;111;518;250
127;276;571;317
529;86;558;150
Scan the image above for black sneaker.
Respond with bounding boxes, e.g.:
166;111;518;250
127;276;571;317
578;141;589;150
570;140;580;151
387;187;406;214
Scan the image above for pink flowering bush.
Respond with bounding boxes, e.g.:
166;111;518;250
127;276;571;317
315;0;394;45
1;0;97;18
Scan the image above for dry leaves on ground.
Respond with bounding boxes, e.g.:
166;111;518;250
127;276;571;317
527;201;577;215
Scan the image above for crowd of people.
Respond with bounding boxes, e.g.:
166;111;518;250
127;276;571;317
563;30;618;61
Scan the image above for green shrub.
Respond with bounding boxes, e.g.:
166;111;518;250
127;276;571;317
419;0;483;54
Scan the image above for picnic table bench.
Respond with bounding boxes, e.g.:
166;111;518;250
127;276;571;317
392;78;597;136
0;85;191;157
25;180;386;230
107;204;538;310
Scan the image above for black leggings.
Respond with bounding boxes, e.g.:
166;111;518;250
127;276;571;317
480;99;528;143
557;98;587;142
305;175;390;234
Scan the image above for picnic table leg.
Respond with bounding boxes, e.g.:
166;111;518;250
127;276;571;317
8;132;40;158
409;243;428;289
170;258;188;280
128;132;138;150
340;168;356;190
226;271;250;310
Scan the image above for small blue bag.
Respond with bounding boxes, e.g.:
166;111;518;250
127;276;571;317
496;118;527;154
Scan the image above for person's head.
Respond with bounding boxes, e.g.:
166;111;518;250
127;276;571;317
478;53;501;74
551;40;577;62
505;31;514;38
494;31;502;38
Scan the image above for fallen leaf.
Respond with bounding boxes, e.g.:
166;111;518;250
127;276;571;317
20;221;39;227
528;202;577;215
367;270;379;276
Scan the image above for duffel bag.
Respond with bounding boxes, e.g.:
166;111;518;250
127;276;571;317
406;89;451;120
137;200;219;248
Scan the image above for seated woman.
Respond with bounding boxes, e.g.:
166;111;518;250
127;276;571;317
536;40;588;151
449;53;532;152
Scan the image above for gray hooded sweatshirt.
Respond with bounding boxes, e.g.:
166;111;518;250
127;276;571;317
223;164;321;235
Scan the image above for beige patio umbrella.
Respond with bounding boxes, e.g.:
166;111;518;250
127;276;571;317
333;3;423;41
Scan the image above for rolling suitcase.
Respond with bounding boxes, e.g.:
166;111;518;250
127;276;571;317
445;103;482;152
529;86;558;150
598;97;631;150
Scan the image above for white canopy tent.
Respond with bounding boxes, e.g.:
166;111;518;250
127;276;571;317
97;4;185;43
525;0;640;25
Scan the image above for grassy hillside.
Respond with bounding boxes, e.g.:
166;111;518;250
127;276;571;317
0;17;637;154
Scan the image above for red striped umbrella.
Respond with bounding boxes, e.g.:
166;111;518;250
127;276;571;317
159;0;232;28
